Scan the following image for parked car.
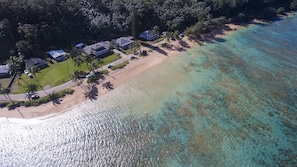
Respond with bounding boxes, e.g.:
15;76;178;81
86;72;95;78
24;69;29;74
31;94;40;100
28;73;33;78
107;64;113;68
130;55;135;59
179;33;184;38
27;93;40;100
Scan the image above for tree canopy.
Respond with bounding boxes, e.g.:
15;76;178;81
0;0;295;62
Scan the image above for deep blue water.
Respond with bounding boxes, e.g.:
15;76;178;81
1;14;297;167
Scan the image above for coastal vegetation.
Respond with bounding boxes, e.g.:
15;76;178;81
0;88;74;109
0;0;296;63
110;61;130;70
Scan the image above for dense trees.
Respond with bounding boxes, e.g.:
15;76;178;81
0;0;295;62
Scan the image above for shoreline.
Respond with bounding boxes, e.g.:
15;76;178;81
0;21;262;119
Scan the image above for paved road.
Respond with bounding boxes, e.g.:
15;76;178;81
0;80;76;102
0;49;131;102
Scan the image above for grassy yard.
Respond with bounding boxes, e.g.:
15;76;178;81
101;52;120;65
13;52;120;93
121;48;136;55
0;78;12;88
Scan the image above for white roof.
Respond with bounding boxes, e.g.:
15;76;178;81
47;50;67;59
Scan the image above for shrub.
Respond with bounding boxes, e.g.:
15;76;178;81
277;7;286;14
0;102;8;108
291;0;297;10
100;70;109;75
23;88;74;107
110;61;129;70
87;76;99;83
261;7;277;20
6;101;20;110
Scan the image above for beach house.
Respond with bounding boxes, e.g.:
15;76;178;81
0;64;10;78
82;41;110;57
115;37;133;49
139;30;159;41
47;50;67;62
25;58;48;71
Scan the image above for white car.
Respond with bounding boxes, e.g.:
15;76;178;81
130;55;135;59
86;72;95;78
107;64;113;68
28;73;33;78
24;70;29;74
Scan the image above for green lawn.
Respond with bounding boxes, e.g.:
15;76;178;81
0;78;12;88
121;45;141;55
13;53;120;94
101;52;120;64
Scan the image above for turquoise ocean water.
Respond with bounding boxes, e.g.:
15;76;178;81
1;15;297;166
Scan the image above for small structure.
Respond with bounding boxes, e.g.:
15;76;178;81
75;43;84;49
115;37;133;49
139;30;159;41
0;64;10;78
47;50;67;62
82;41;110;57
26;58;48;71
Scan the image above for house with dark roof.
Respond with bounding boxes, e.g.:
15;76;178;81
0;65;10;78
82;41;110;57
47;50;67;62
115;37;133;49
26;58;48;71
139;30;159;41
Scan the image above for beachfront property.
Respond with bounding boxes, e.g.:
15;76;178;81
115;37;134;49
47;50;67;62
25;58;48;71
82;41;110;57
0;64;10;78
139;30;159;41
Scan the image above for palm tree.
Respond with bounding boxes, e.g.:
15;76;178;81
174;30;180;40
166;20;173;31
0;84;24;118
0;84;12;102
31;67;48;95
65;54;70;78
70;70;81;85
152;25;160;35
130;41;141;54
8;55;23;75
88;60;99;74
70;47;83;69
73;55;84;69
165;32;173;44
